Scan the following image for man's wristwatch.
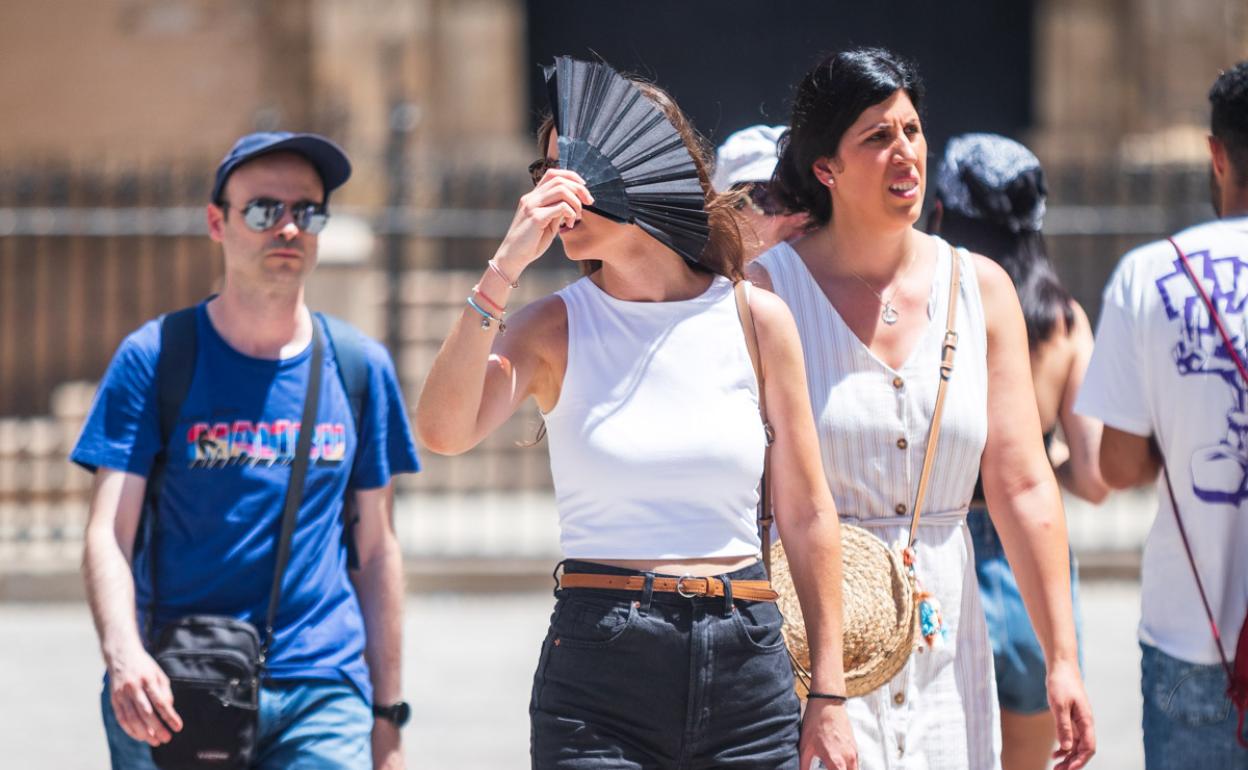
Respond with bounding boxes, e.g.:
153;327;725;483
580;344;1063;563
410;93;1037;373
372;701;411;727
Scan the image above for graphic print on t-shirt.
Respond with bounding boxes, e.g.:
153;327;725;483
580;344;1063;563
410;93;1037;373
1156;248;1248;502
185;419;348;468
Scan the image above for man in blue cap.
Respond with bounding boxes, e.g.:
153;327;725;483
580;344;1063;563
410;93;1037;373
74;132;419;768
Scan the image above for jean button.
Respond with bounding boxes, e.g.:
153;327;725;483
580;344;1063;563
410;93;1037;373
895;503;907;516
893;691;905;705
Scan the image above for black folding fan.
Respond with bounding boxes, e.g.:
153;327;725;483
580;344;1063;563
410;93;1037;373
543;56;710;266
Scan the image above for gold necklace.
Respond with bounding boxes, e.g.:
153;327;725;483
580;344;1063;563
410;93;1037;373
846;250;918;325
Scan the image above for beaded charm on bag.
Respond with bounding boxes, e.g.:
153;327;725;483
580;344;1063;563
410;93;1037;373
903;546;946;647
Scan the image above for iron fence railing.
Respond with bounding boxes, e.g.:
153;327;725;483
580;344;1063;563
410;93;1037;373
0;159;1213;565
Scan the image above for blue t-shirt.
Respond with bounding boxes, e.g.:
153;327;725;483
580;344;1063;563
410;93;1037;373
71;304;420;702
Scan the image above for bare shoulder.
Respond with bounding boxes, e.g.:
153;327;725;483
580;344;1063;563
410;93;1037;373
1064;298;1095;371
1068;298;1092;339
962;251;1022;324
745;261;775;292
744;282;801;355
966;251;1014;303
499;292;568;356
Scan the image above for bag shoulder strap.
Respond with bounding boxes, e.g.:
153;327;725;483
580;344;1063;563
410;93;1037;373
261;319;324;665
733;281;774;576
1165;236;1248;745
907;245;961;548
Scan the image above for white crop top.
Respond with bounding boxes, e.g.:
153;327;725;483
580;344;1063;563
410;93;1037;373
542;274;766;559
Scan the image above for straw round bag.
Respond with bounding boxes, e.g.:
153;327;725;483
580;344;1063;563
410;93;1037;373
770;530;916;697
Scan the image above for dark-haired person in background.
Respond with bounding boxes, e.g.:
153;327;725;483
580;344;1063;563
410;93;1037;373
1075;61;1248;769
713;124;811;261
416;68;858;769
750;48;1095;769
929;133;1108;770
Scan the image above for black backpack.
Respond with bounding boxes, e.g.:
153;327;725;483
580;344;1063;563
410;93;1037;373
140;306;370;570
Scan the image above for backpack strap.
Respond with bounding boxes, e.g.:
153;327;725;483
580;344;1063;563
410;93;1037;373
318;313;369;432
156;308;199;446
141;305;199;645
316;312;370;570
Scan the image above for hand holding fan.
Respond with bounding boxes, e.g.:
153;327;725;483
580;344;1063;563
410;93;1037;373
543;56;710;266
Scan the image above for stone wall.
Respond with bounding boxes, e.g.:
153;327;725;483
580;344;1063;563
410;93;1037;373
1032;0;1248;164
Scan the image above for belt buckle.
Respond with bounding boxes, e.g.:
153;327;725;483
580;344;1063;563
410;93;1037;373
675;574;701;598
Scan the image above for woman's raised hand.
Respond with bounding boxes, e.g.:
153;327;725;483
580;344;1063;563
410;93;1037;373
494;168;594;276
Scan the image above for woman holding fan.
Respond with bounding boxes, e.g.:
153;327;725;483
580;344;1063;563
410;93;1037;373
749;48;1095;769
415;58;858;769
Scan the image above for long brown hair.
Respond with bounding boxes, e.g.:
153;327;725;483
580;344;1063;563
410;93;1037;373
537;76;746;280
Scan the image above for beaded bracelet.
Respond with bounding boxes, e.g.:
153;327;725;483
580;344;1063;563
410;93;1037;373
806;692;848;704
466;295;506;333
488;259;519;289
472;284;506;314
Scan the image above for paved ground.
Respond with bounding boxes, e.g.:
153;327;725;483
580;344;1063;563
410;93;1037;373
0;581;1142;769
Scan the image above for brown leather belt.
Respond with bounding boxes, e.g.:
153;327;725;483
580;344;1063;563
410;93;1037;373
558;573;778;602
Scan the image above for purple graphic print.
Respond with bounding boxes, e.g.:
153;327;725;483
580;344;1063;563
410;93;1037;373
1156;249;1248;502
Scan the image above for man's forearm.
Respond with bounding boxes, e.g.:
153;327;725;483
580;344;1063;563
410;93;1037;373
352;537;405;704
82;523;144;662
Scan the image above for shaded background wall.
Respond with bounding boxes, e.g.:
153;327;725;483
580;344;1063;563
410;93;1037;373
526;0;1034;151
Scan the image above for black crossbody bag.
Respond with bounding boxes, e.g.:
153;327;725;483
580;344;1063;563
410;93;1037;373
146;322;324;769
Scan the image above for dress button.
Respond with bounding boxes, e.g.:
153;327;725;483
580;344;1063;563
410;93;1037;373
895;503;908;515
896;437;908;450
893;691;906;705
892;376;904;389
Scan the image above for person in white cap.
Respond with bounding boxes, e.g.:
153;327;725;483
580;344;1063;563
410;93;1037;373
713;125;811;261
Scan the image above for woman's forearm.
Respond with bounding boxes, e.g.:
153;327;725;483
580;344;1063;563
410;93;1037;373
413;261;516;454
989;477;1080;667
779;506;848;693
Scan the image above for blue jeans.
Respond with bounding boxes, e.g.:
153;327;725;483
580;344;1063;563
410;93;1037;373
1141;642;1248;769
101;678;372;769
529;560;801;769
968;507;1084;714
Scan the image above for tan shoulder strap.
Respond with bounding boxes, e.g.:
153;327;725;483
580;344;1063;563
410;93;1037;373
907;245;962;548
733;281;774;577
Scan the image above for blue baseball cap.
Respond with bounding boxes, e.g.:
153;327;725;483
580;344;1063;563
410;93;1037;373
211;131;352;204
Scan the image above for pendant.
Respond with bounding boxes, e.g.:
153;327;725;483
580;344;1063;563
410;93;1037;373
881;303;899;325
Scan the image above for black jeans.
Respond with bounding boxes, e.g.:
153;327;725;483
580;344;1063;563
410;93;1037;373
529;560;801;769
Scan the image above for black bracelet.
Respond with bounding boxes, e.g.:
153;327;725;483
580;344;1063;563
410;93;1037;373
806;691;848;703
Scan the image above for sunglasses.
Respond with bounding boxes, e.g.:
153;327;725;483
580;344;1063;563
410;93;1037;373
528;157;557;186
222;197;329;235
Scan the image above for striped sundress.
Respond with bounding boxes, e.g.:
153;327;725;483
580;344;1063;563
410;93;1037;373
755;238;1001;769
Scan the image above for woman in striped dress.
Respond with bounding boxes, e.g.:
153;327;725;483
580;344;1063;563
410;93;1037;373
748;48;1095;769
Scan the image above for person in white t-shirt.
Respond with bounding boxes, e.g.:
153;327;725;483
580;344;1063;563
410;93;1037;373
1075;60;1248;768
